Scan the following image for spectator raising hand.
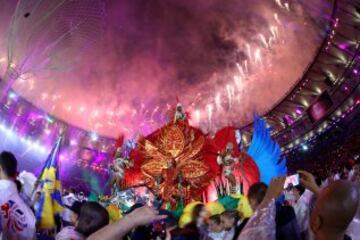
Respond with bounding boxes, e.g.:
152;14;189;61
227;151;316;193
238;176;288;240
88;206;167;240
262;176;286;205
298;170;321;196
127;206;168;227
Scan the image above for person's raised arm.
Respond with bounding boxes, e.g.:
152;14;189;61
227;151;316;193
298;170;321;196
87;206;166;240
259;176;286;208
238;176;286;240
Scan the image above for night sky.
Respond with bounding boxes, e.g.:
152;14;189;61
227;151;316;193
0;0;329;137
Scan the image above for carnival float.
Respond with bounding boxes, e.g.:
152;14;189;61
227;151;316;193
106;103;287;223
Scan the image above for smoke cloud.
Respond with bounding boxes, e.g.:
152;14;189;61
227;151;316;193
0;0;329;137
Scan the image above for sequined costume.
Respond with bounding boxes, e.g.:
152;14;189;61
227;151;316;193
137;119;214;205
173;103;186;124
110;138;133;190
209;127;259;194
217;143;239;186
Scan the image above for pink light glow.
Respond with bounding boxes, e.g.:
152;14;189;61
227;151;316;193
338;43;348;50
0;0;328;138
295;108;302;115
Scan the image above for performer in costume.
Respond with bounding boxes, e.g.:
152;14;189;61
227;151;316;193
160;160;182;208
235;129;244;151
110;145;133;193
217;142;250;194
235;129;250;192
217;143;239;186
174;103;186;124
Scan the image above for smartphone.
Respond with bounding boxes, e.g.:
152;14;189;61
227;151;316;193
284;173;300;189
152;197;164;210
150;221;166;240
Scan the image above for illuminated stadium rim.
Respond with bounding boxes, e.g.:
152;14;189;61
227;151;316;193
275;3;360;147
276;42;360;146
281;84;360;153
242;0;360;142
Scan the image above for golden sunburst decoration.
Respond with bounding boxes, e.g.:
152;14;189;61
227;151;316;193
138;123;213;204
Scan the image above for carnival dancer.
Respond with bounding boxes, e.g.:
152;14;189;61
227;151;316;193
217;143;249;193
174;103;186;124
217;143;238;186
160;160;181;208
111;145;133;189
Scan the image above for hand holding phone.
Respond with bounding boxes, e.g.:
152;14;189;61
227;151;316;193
284;173;300;189
297;170;321;195
153;197;163;210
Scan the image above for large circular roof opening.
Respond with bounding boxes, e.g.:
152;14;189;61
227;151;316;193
0;0;328;137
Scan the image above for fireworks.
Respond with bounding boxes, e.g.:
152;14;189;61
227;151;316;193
246;44;253;63
226;85;232;109
284;3;290;12
195;109;201;125
275;0;283;8
0;0;323;138
244;60;248;74
233;75;242;90
207;104;213;125
236;63;245;77
259;34;270;49
185;0;312;132
215;93;222;110
254;48;262;66
274;13;281;24
274;0;290;11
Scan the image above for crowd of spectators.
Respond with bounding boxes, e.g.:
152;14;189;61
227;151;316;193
0;150;359;240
